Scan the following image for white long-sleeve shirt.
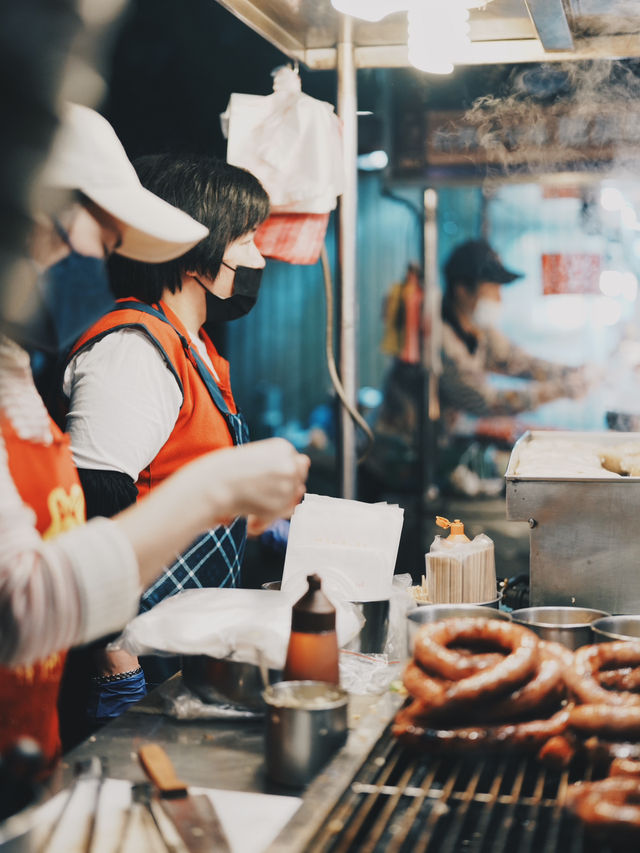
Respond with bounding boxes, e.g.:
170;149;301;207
63;328;216;480
0;337;140;666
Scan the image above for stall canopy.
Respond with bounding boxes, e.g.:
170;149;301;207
214;1;640;69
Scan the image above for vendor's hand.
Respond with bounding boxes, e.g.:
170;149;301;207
203;438;309;527
246;514;271;537
116;439;308;592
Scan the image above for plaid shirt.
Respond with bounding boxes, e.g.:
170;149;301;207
139;516;247;612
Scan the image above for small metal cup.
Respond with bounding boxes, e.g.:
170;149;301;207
344;600;390;654
263;681;348;788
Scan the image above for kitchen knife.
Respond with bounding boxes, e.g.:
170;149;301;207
138;743;232;853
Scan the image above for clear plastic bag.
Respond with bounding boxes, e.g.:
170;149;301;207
109;588;363;670
222;67;344;214
427;532;497;604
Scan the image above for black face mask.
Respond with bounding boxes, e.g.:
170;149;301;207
5;226;114;354
198;262;263;323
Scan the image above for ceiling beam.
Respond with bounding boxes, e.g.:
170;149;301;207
302;33;640;70
214;0;306;60
524;0;574;51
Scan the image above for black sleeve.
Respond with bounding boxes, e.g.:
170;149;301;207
78;468;138;520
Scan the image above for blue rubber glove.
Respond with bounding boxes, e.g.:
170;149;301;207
87;669;147;725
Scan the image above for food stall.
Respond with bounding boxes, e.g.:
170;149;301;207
6;3;640;852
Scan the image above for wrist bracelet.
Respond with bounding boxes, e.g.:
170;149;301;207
92;666;143;685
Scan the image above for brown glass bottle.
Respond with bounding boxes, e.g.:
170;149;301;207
283;574;340;684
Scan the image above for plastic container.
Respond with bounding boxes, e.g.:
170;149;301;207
425;516;497;605
510;606;610;650
263;681;348;787
283;574;339;684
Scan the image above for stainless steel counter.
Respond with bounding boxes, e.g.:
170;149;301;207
55;677;403;851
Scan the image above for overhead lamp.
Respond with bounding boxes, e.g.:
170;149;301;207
330;0;494;20
408;1;470;75
330;0;407;22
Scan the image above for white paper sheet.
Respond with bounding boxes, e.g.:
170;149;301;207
6;778;301;853
282;494;404;602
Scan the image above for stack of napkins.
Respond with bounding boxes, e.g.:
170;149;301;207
281;494;404;602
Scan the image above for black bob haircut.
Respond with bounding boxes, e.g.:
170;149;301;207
109;154;270;304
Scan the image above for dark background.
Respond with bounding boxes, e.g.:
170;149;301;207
103;0;335;158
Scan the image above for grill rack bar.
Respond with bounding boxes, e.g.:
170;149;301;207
307;724;615;853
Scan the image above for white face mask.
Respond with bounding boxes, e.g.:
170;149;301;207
473;298;503;329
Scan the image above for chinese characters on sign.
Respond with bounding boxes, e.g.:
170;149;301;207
541;253;602;295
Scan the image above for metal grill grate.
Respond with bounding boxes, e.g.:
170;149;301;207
306;724;610;853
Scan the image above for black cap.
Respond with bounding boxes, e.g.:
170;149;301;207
444;239;522;288
291;574;336;633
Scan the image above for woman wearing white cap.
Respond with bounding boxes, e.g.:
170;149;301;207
0;103;309;769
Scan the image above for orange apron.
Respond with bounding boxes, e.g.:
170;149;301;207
0;415;85;767
69;298;237;496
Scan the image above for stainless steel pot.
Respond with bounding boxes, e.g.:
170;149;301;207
181;656;282;711
510;606;610;650
415;592;503;610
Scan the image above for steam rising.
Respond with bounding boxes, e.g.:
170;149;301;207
464;59;640;177
459;1;640;178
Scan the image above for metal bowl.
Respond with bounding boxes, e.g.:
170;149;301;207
181;656;282;711
591;615;640;643
416;592;503;610
262;581;390;654
407;603;510;651
510;606;610;650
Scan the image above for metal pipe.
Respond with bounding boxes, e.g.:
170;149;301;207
336;15;358;500
423;187;441;499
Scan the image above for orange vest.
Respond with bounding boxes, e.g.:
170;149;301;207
70;299;237;496
0;415;85;768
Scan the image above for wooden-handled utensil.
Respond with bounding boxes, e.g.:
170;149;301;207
137;743;232;852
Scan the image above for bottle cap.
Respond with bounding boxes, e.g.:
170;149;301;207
435;515;470;542
291;574;336;633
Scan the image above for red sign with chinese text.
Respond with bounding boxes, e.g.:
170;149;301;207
541;253;601;295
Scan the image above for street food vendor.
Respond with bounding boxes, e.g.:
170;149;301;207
62;153;270;723
440;238;589;431
0;103;309;772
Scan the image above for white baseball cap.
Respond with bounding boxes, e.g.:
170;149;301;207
41;103;209;263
